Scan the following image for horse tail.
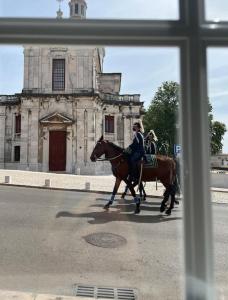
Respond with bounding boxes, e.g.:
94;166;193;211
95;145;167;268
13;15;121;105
169;158;176;186
173;158;181;194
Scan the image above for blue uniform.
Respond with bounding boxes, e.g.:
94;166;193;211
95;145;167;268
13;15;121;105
129;131;145;162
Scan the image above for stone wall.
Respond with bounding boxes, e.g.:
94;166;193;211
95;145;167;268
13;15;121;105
0;95;142;175
23;46;103;95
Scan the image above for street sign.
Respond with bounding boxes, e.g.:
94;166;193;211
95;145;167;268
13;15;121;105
174;144;181;155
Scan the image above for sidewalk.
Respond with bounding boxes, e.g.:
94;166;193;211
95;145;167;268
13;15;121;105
0;169;228;203
0;290;104;300
0;169;164;197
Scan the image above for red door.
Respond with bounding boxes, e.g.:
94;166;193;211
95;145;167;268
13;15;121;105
49;131;66;171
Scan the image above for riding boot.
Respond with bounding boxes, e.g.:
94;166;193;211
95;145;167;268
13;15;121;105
129;163;139;183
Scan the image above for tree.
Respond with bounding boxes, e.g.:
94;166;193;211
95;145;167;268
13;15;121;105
208;99;227;155
143;81;179;156
143;81;227;156
210;121;226;155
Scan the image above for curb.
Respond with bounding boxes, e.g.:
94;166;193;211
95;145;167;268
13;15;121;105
211;187;228;193
0;183;228;199
0;182;166;199
1;183;227;199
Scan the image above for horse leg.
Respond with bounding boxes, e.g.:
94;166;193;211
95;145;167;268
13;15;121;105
104;177;121;210
173;175;180;205
121;185;129;199
166;184;176;215
121;175;135;199
124;179;140;214
160;185;170;213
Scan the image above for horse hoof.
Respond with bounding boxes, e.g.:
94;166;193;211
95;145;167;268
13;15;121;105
134;203;140;214
175;200;179;205
166;209;171;215
103;205;110;210
160;204;166;213
104;201;112;210
135;208;140;214
120;194;125;199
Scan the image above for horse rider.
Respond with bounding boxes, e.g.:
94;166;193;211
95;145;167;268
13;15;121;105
124;121;145;181
145;129;158;155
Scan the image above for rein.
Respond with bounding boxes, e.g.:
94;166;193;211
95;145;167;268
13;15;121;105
95;153;123;162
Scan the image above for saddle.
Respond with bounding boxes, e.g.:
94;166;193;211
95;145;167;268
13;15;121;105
144;154;158;168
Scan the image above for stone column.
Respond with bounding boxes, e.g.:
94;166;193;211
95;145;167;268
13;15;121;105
95;109;103;140
0;107;6;169
124;117;131;147
29;107;39;171
75;107;84;172
20;108;29;169
42;127;49;172
66;127;73;173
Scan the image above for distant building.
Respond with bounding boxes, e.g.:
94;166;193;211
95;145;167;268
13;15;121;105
0;0;144;174
211;154;228;168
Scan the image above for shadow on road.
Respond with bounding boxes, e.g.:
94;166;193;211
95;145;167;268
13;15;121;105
91;203;162;212
95;197;163;206
56;203;182;224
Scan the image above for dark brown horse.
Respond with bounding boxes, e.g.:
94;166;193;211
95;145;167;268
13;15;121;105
90;136;177;215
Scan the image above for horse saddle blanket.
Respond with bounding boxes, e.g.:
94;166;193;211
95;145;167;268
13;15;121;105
144;154;158;168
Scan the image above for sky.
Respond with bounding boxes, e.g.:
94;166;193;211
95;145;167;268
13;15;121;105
0;0;228;152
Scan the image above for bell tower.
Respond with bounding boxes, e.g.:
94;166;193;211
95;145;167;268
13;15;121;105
69;0;87;19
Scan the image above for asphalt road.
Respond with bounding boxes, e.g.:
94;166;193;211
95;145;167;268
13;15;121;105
0;186;227;300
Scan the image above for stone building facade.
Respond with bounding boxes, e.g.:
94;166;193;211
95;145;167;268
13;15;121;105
0;0;144;175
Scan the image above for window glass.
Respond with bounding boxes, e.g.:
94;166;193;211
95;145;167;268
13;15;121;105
205;0;228;21
0;46;23;95
14;146;20;161
0;0;179;20
0;44;183;299
208;48;228;299
105;115;114;133
15;114;21;134
75;3;79;14
52;59;65;91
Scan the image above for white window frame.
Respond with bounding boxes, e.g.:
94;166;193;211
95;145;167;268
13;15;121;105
1;0;226;298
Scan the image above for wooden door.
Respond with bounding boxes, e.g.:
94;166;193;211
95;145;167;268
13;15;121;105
49;131;66;171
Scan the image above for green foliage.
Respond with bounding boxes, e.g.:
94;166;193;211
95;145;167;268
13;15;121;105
143;81;179;156
208;98;227;155
143;81;227;156
210;121;226;155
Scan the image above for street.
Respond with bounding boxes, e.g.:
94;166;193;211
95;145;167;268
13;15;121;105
0;186;227;299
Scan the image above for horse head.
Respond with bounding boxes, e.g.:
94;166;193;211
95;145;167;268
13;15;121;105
90;136;107;162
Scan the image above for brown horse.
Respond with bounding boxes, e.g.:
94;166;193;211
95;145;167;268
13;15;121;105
90;136;177;215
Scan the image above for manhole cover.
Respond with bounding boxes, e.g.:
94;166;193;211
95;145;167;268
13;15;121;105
84;232;127;248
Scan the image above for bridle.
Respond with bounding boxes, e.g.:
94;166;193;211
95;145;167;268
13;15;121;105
93;141;123;162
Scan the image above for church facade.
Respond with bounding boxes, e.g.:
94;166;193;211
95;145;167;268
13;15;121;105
0;0;144;175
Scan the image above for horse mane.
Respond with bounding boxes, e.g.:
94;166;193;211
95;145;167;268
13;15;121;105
108;142;124;152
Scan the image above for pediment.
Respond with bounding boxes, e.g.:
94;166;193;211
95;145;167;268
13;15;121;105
40;112;73;124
